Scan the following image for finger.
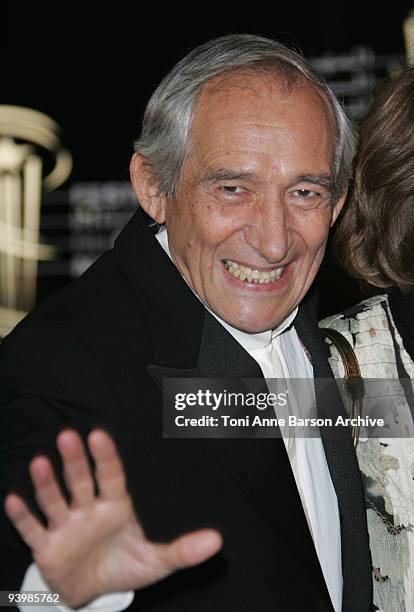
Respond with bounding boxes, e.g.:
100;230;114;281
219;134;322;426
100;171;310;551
4;493;48;552
56;430;95;507
87;429;127;500
29;456;69;526
154;528;222;574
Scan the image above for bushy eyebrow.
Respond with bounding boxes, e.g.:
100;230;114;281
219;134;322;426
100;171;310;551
199;168;261;185
199;169;334;191
294;175;333;190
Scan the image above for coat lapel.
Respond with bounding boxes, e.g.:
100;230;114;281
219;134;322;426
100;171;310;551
294;293;372;612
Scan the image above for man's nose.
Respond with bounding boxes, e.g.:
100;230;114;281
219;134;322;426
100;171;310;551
243;201;291;264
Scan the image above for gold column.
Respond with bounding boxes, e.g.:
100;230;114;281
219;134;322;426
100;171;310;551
404;10;414;66
0;107;72;337
22;155;43;311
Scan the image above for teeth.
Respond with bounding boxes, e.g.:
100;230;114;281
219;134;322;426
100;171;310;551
223;260;284;283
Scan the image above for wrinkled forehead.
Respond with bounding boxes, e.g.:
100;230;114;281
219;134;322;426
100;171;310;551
187;70;336;163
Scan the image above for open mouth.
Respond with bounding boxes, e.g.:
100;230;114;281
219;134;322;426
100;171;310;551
222;259;285;284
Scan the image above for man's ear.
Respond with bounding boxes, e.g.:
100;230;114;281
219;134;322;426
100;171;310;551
330;190;348;227
130;153;167;224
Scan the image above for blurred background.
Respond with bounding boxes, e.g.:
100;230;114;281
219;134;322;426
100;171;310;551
2;1;414;336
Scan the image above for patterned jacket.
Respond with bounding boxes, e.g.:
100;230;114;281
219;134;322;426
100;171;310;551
320;294;414;612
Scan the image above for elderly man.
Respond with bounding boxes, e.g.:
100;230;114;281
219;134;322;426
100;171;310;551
0;35;371;611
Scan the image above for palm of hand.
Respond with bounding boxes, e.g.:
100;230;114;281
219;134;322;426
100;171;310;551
5;430;222;609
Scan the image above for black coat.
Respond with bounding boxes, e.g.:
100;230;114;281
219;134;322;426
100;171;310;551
0;209;372;611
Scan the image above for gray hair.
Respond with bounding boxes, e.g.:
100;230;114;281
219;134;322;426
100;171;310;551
134;34;355;203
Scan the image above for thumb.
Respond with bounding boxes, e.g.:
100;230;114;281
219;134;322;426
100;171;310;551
154;528;222;573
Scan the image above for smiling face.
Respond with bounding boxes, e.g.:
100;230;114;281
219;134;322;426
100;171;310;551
132;72;346;333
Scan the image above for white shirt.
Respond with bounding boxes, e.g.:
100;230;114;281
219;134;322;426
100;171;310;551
21;228;342;612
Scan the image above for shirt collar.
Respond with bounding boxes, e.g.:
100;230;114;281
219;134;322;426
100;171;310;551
155;226;298;351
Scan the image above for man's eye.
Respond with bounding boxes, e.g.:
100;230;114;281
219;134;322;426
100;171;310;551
221;185;244;194
293;189;318;198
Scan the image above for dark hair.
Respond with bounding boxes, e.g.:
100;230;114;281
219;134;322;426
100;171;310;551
334;67;414;293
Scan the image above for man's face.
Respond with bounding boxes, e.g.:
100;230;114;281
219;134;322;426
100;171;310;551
150;74;344;333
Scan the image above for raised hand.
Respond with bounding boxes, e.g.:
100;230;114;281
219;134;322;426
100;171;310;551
4;429;222;609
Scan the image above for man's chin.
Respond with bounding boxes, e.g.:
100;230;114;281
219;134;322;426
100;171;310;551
236;324;280;334
205;296;294;334
220;314;288;335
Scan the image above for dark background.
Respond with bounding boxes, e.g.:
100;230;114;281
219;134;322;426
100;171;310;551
4;0;413;316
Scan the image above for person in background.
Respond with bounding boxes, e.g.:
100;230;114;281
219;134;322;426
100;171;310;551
321;67;414;612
